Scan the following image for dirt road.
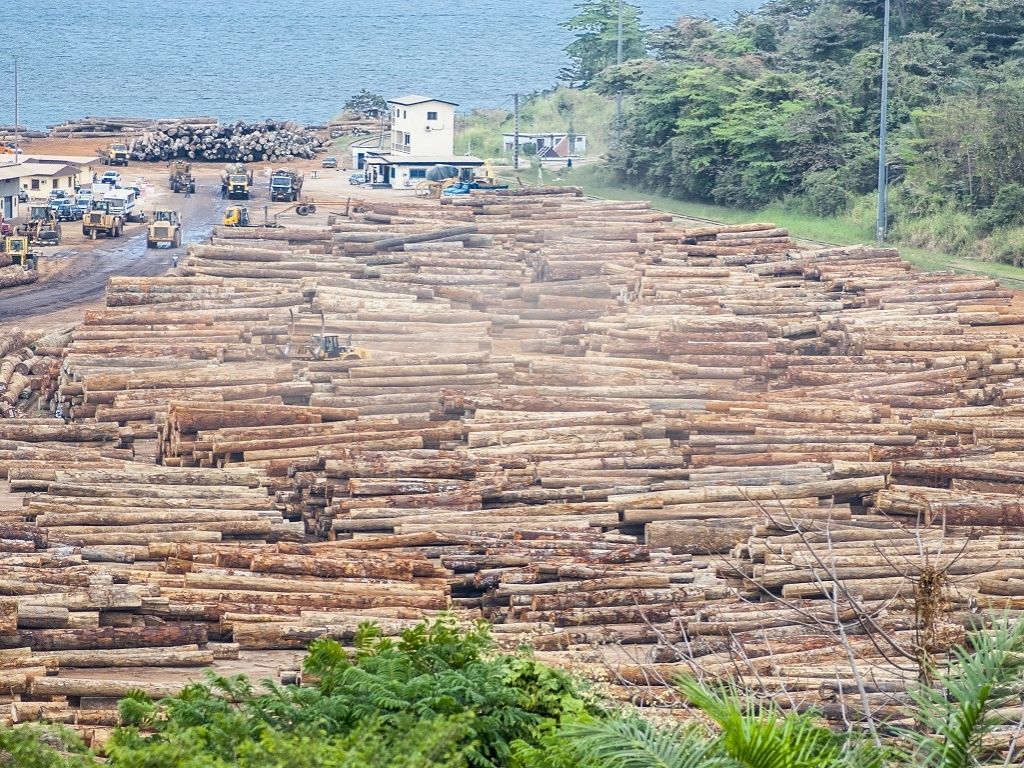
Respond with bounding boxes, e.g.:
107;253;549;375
0;170;226;323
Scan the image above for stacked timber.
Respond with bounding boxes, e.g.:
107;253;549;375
7;189;1024;745
131;120;327;162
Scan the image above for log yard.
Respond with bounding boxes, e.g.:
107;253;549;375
3;119;1024;757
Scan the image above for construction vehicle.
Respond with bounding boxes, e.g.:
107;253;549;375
222;206;252;227
98;141;130;166
81;200;125;239
283;310;367;360
221;163;254;200
16;206;62;246
270;169;303;202
147;210;182;248
168;161;196;194
1;236;39;270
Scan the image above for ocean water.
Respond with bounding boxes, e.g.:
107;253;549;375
3;0;763;129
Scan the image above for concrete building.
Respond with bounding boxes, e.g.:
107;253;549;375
362;95;483;188
19;161;82;198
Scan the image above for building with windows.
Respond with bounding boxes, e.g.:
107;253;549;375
361;95;483;188
0;164;22;219
502;131;587;158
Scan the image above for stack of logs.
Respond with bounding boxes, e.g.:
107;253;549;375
130;120;327;163
5;187;1024;753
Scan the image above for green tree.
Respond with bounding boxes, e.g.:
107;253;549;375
342;90;387;117
560;1;645;86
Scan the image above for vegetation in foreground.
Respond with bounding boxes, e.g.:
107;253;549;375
10;616;1024;767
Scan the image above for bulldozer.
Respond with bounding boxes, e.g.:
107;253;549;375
1;236;40;270
98;141;130;166
168;161;196;194
284;310;367;361
81;200;125;239
16;206;62;246
222;206;252;227
147;210;182;248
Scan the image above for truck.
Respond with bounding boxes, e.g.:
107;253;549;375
98;141;130;166
82;200;125;239
99;188;142;223
221;163;253;200
168;161;196;194
270;169;303;202
16;206;62;246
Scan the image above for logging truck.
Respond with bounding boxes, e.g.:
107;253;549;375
98;142;130;166
270;169;303;202
221;164;254;200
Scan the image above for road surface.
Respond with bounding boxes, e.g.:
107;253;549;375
0;178;225;323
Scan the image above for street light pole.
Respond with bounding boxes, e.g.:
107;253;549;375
875;0;890;243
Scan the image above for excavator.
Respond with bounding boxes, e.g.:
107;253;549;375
283;310;367;361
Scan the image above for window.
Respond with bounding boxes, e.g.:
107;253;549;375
427;111;438;121
403;110;407;119
404;132;411;146
409;168;427;179
31;179;39;190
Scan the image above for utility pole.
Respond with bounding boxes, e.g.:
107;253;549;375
875;0;890;243
13;55;19;163
614;0;624;147
513;93;520;170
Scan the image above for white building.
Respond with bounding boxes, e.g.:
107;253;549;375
0;165;22;219
503;132;587;158
362;95;483;188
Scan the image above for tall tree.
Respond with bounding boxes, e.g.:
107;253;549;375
560;1;645;86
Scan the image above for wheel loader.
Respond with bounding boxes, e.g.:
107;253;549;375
282;310;368;361
16;206;62;246
147;211;183;248
1;236;40;270
81;200;125;239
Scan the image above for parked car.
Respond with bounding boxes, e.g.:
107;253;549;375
129;185;143;199
348;172;366;185
17;189;28;203
51;201;81;221
48;189;69;202
321;156;338;169
100;171;122;187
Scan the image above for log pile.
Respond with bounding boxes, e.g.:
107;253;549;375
6;188;1024;742
0;265;38;291
130;120;327;163
46;116;219;138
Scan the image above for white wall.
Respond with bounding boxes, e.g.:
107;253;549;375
390;101;455;157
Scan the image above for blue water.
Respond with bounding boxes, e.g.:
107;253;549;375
3;0;763;129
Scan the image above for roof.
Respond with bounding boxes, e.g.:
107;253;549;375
388;95;458;107
365;153;484;166
20;162;80;177
21;154;100;166
0;164;25;182
502;131;586;139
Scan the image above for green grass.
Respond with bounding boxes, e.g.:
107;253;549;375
562;165;1024;287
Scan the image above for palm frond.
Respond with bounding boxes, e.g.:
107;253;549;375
899;618;1024;768
565;716;733;768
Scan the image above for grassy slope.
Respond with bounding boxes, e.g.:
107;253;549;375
568;167;1024;288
